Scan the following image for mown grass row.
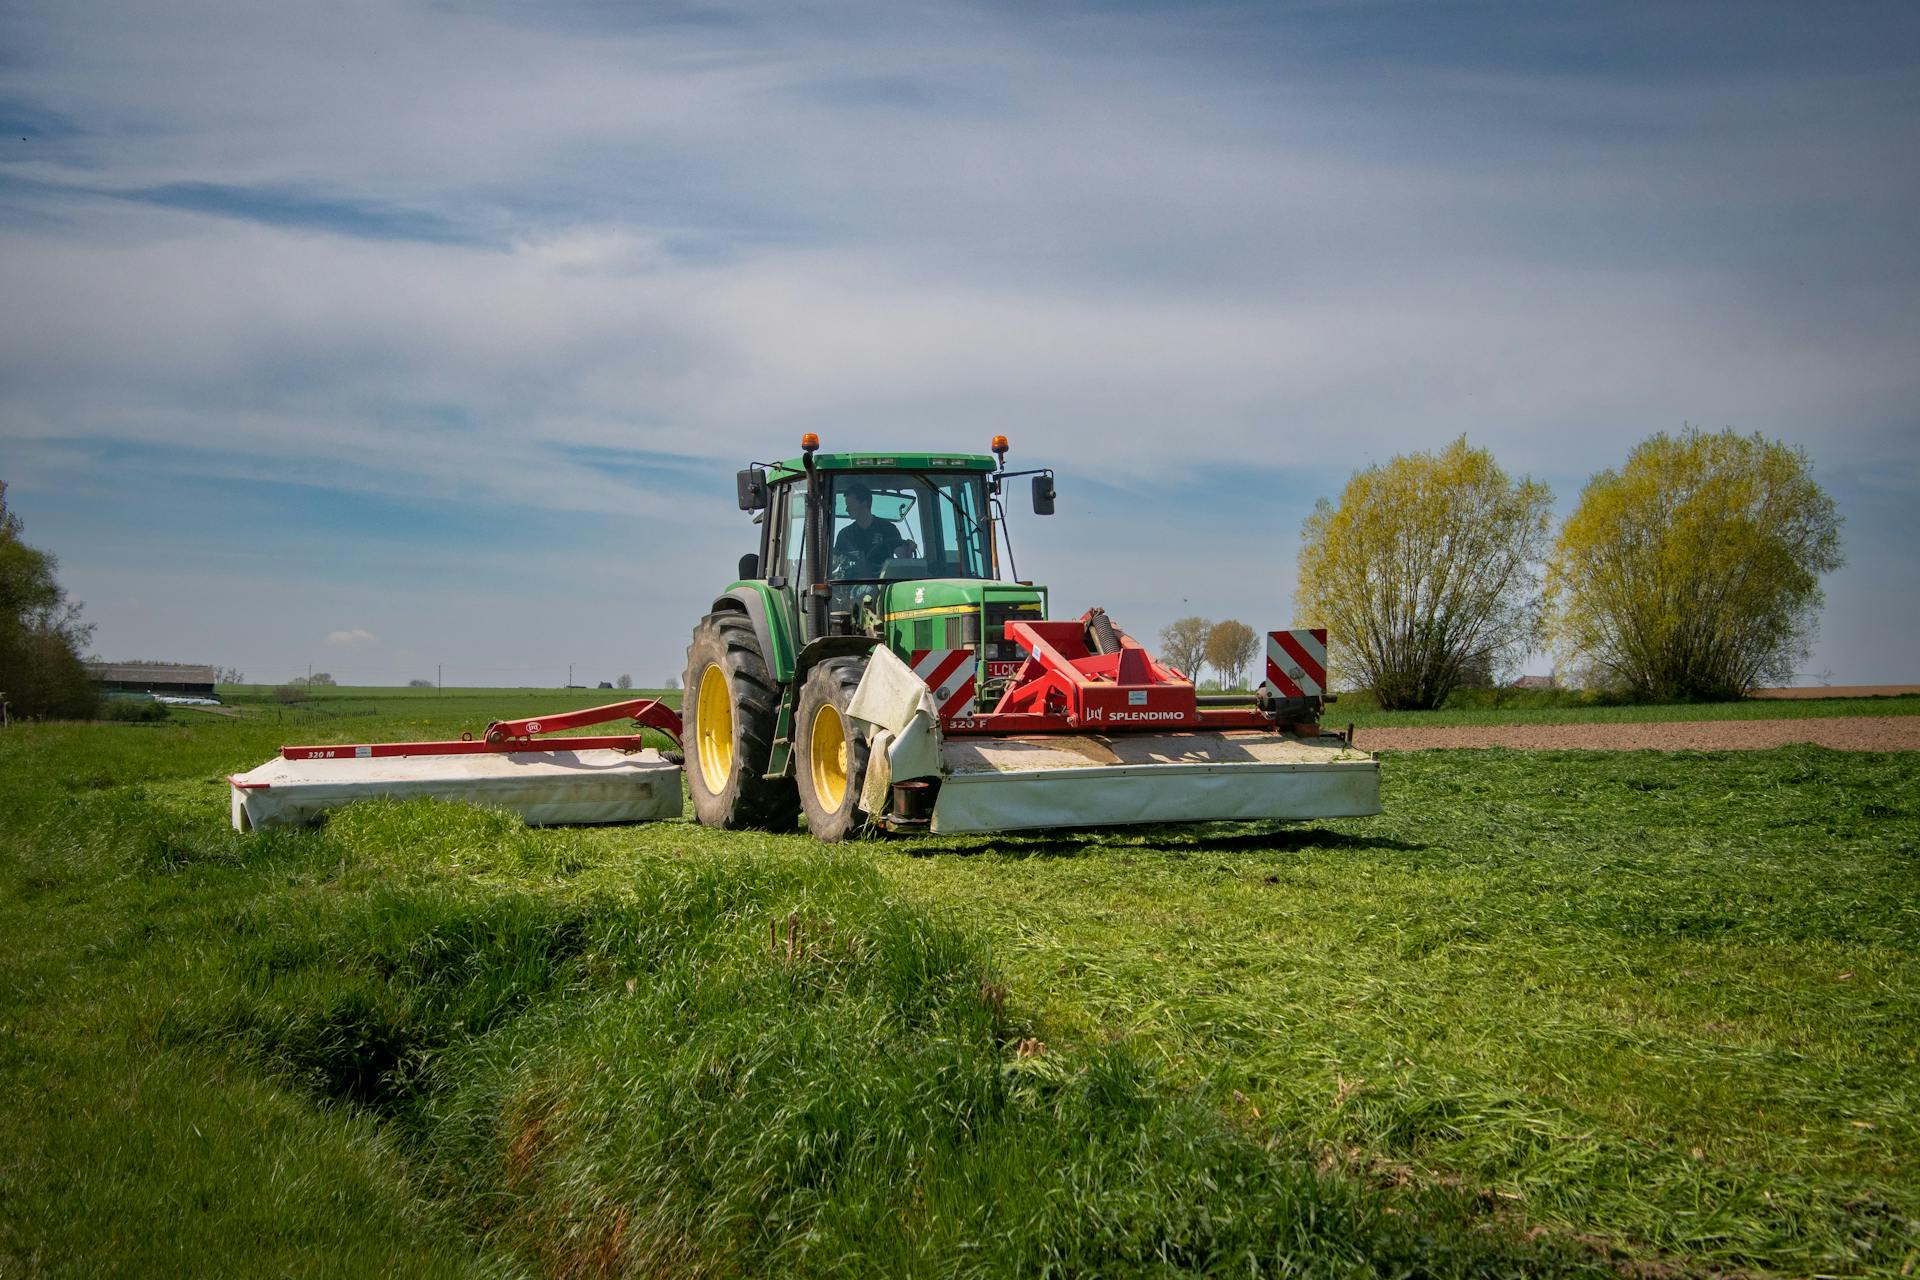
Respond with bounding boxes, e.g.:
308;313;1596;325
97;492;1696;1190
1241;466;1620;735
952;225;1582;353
1;722;1597;1277
881;747;1920;1276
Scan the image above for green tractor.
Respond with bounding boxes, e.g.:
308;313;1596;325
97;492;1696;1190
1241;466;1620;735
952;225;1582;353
228;434;1377;836
683;435;1379;839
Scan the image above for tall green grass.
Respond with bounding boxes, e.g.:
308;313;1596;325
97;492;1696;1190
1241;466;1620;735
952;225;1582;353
5;702;1913;1275
2;721;1594;1277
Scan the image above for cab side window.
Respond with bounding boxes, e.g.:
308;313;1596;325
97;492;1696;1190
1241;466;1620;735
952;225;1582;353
783;478;809;584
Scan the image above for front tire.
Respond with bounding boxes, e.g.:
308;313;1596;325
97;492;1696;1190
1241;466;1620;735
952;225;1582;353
794;657;871;842
683;612;798;830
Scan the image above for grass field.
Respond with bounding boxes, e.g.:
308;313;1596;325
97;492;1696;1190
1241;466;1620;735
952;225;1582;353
209;681;1920;733
3;689;1914;1276
1330;690;1920;729
884;750;1919;1274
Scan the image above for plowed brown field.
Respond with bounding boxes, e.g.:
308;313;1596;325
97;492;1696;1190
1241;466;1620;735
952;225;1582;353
1356;715;1920;752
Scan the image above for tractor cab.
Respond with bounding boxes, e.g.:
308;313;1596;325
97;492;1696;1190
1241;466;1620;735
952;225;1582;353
734;440;1055;661
820;470;991;584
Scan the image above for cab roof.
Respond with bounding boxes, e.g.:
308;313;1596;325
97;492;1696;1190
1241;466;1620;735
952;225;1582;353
768;451;996;479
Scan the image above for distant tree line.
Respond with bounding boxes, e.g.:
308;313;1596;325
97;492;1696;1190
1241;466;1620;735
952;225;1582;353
1291;428;1843;709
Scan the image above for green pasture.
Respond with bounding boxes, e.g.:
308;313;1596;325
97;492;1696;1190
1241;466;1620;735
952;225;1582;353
1329;689;1920;729
200;680;1920;734
214;681;680;720
2;694;1914;1276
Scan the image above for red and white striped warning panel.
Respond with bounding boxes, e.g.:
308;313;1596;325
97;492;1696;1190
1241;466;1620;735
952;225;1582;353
909;648;978;720
1264;629;1327;698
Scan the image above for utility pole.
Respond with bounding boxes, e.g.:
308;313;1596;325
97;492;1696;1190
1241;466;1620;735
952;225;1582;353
437;663;442;692
567;663;573;689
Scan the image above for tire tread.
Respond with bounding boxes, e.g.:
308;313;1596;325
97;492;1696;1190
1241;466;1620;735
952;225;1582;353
683;611;798;830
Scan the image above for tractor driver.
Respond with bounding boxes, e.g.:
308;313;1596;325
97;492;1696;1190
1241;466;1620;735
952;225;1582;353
833;480;909;576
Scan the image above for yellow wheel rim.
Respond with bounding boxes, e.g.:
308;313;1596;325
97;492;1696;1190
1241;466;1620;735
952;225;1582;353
809;701;849;813
696;664;734;795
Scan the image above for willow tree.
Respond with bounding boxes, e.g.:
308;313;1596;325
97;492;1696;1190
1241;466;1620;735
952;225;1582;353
1295;438;1552;710
1547;428;1842;700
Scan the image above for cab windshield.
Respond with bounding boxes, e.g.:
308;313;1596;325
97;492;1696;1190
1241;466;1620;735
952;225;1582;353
827;471;992;582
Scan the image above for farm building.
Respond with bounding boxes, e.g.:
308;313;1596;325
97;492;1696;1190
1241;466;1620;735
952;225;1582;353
88;662;218;697
1510;674;1559;690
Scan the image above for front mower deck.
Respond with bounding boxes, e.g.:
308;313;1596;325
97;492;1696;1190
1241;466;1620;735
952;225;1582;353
930;729;1378;833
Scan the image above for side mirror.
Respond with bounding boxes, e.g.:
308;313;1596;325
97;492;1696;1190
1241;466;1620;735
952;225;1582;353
738;551;761;580
736;468;769;511
1031;473;1056;515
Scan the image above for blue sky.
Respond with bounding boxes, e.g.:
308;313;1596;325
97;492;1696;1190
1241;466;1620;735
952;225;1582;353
2;0;1916;686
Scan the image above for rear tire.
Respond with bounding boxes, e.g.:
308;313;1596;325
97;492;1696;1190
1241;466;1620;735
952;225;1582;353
794;657;871;842
683;612;798;830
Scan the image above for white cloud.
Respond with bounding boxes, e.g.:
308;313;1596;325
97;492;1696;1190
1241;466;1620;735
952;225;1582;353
325;628;376;648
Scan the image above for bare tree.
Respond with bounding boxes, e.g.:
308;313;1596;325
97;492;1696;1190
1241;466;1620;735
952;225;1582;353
1157;616;1212;681
1204;619;1258;690
617;673;633;690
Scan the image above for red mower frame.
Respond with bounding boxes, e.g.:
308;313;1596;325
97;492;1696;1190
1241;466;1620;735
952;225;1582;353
274;698;683;763
941;613;1304;737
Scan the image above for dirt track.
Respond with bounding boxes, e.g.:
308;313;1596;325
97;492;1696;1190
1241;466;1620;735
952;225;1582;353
1355;715;1920;753
1748;685;1920;699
